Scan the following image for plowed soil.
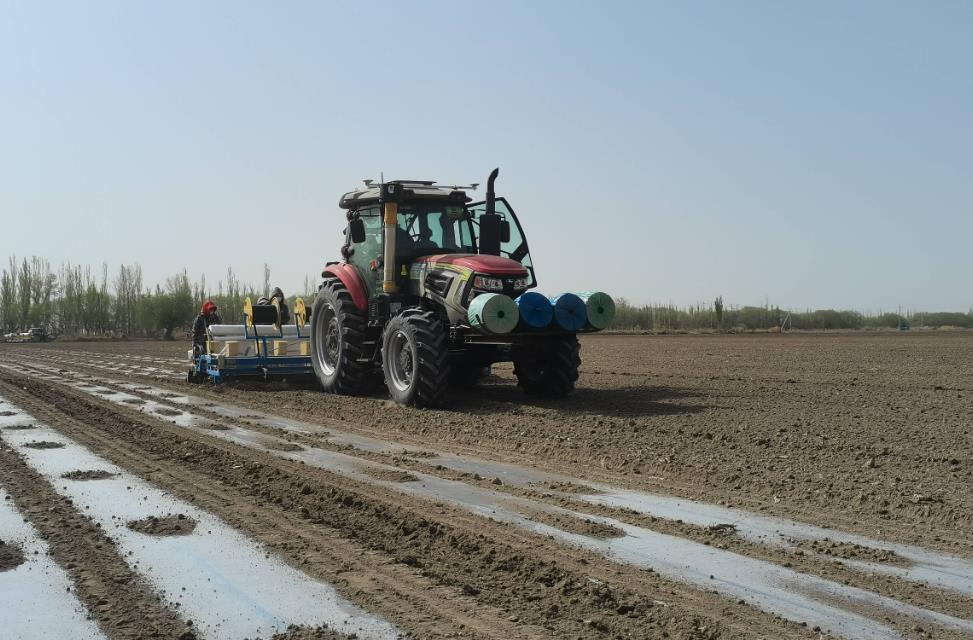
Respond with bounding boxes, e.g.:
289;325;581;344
1;332;971;639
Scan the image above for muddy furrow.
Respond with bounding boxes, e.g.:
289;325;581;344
0;366;803;640
21;358;973;604
6;362;973;639
0;429;194;638
0;394;400;640
25;347;973;560
0;483;107;639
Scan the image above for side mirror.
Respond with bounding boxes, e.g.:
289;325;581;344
349;219;366;243
479;214;502;255
500;221;511;244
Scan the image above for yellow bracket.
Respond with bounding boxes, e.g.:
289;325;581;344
243;297;254;328
293;297;307;331
271;298;282;331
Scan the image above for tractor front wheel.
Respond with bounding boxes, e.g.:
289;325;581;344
311;279;370;395
514;336;581;397
382;309;449;407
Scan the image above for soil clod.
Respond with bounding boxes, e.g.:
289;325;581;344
23;440;65;449
0;539;26;571
127;514;198;536
62;470;117;481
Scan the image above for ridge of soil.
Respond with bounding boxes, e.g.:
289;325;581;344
0;538;25;571
127;514;197;536
0;372;817;640
0;438;193;638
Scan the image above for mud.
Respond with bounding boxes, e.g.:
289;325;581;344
127;514;198;536
10;368;973;640
23;440;65;449
0;538;25;571
3;334;973;639
0;442;194;639
360;468;418;483
520;508;626;539
794;539;912;567
61;469;117;480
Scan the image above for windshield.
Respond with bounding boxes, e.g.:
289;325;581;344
396;203;477;257
466;198;537;287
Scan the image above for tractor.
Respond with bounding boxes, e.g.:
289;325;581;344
310;168;613;407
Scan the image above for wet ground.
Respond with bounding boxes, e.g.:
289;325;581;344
0;333;970;639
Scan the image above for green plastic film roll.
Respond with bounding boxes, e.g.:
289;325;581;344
578;291;616;330
468;293;519;335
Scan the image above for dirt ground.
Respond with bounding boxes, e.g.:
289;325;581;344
0;332;970;639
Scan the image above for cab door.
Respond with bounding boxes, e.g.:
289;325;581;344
466;198;537;287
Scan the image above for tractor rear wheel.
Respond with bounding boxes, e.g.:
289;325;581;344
514;336;581;397
382;309;449;407
310;279;369;395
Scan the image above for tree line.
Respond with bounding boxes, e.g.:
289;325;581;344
2;255;970;338
613;297;973;332
0;256;316;339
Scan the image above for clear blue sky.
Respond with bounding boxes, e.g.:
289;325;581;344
2;1;970;311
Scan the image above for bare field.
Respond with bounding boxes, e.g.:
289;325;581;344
0;333;970;639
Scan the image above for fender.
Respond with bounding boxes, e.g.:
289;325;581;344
322;263;368;312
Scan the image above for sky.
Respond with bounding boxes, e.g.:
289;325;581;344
1;1;970;312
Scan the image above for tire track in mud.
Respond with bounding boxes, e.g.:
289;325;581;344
0;366;793;640
7;361;973;640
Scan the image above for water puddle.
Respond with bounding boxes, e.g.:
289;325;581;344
0;394;399;640
0;487;106;639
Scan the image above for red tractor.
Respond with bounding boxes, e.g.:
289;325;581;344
310;169;613;407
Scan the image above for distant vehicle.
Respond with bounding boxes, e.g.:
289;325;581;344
7;327;52;343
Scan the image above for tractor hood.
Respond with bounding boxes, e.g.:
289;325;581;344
415;254;528;276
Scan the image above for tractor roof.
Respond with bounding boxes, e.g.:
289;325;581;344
339;180;473;210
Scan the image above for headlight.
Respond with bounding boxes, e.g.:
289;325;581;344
473;275;504;291
511;277;529;290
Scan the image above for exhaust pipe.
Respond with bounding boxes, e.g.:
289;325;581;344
486;167;499;217
479;168;502;256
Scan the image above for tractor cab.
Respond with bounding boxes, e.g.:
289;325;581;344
314;168;613;408
339;173;536;298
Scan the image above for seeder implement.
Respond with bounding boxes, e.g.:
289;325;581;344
188;297;313;383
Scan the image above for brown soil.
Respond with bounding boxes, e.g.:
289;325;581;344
127;514;197;536
23;440;65;449
520;507;625;539
61;470;117;481
0;538;25;571
540;480;604;494
0;371;793;639
0;442;193;638
4;334;973;638
2;424;34;430
360;468;418;483
792;539;911;566
265;441;304;452
152;407;182;417
0;410;17;417
271;626;359;639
